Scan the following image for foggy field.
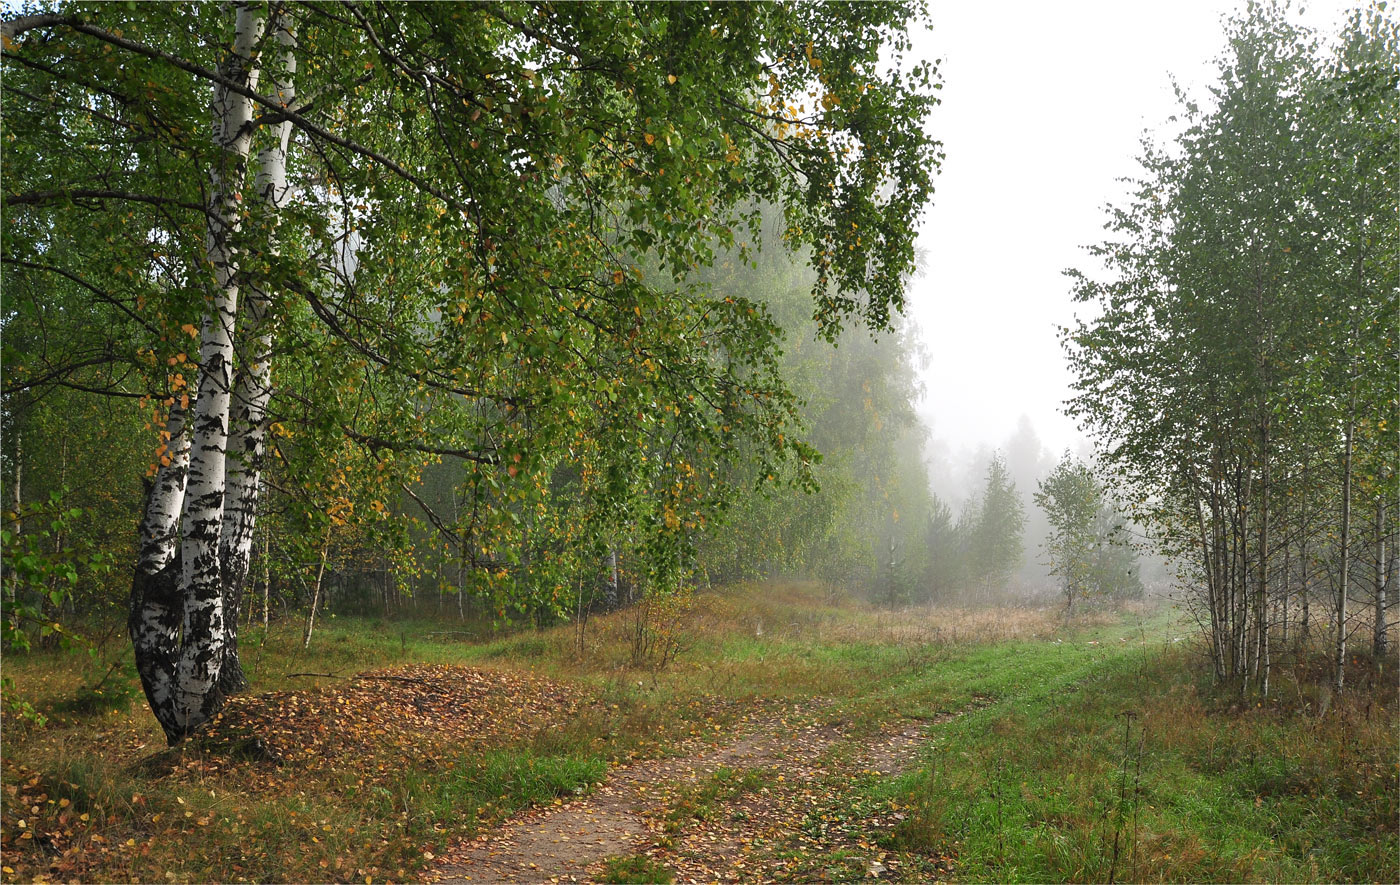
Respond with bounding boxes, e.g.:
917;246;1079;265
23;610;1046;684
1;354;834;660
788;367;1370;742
2;582;1394;883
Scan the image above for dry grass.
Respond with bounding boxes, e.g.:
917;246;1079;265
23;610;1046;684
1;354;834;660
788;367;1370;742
569;580;1118;657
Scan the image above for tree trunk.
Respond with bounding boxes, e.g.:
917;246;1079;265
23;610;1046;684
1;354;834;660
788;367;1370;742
1280;495;1290;648
218;8;295;697
302;527;331;649
10;431;20;537
129;2;265;744
129;402;192;743
6;435;20;638
457;556;466;621
1335;388;1355;696
1256;425;1270;698
607;548;620;609
1374;495;1388;664
261;524;271;631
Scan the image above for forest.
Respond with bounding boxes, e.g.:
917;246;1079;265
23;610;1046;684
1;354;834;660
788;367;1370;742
1;1;1395;883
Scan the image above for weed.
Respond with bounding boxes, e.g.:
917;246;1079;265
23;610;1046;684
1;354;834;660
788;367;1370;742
1107;710;1145;884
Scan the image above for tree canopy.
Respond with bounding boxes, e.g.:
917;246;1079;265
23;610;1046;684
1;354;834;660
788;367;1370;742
2;0;941;740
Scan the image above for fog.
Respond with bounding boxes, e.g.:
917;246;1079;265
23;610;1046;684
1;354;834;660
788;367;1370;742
903;0;1362;457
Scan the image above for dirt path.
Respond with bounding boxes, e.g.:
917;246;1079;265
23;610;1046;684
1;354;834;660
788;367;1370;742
431;701;979;884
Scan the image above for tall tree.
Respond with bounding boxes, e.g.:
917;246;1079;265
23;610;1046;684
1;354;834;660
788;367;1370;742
2;1;940;741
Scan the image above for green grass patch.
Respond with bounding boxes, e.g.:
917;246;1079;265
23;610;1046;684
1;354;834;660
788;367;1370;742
356;747;607;838
882;642;1398;883
596;852;675;884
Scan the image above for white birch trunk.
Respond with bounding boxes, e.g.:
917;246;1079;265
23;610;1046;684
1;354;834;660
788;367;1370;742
608;548;620;608
302;526;332;649
1335;389;1355;696
129;401;192;738
138;402;193;574
171;2;265;737
219;8;295;696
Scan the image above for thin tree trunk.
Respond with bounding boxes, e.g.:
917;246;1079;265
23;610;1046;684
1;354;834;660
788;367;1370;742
1280;489;1290;649
1257;424;1270;698
1335;387;1355;696
1374;495;1388;663
302;526;332;649
457;555;466;621
261;524;271;631
575;576;587;656
607;548;620;608
6;433;19;634
1300;459;1311;646
1300;558;1311;644
10;431;20;537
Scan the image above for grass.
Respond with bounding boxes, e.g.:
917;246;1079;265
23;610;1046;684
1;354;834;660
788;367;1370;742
870;642;1399;883
1;583;1394;883
595;852;675;884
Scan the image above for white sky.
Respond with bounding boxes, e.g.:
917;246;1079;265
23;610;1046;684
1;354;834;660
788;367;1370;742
905;0;1361;457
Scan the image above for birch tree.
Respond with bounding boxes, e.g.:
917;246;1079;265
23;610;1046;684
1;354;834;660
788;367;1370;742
3;1;941;742
1064;1;1397;698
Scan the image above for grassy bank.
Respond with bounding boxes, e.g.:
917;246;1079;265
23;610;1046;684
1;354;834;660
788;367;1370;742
1;583;1394;883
